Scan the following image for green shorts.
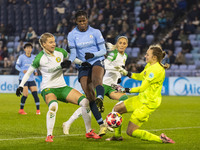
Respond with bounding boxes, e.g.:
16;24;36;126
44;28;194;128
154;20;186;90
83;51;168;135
41;86;73;102
124;96;156;127
103;84;116;97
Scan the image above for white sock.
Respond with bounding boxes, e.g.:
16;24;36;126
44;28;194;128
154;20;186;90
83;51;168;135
46;101;58;136
66;107;82;125
79;98;91;133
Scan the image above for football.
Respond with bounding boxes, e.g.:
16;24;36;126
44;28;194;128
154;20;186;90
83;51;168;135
106;112;122;128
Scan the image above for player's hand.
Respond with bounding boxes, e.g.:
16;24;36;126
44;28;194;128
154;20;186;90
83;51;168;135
85;53;94;60
61;60;71;68
115;66;128;76
81;62;92;68
117;78;122;84
16;87;23;97
23;70;27;74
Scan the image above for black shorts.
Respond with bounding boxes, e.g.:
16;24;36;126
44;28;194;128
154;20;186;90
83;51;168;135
78;60;105;82
19;80;37;87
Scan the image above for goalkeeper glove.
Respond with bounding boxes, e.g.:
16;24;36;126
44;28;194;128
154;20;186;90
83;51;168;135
111;84;130;93
61;60;71;68
85;53;94;60
16;87;23;97
115;66;132;77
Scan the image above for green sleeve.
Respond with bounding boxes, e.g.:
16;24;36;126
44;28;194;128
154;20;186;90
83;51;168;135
106;49;118;61
55;47;68;58
32;51;44;68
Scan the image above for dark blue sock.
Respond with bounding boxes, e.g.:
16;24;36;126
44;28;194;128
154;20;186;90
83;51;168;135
20;96;27;109
96;85;104;100
89;101;103;125
32;91;40;110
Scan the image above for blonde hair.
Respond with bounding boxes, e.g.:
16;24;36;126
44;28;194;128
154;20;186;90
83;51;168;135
106;36;128;51
39;32;54;49
149;44;170;69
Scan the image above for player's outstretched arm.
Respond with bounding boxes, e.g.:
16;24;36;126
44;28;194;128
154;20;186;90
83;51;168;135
16;66;35;96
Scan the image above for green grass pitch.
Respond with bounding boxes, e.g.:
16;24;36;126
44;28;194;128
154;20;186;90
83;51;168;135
0;94;200;150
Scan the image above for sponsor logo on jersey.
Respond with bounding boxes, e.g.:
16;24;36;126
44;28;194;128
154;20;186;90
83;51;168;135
56;57;61;63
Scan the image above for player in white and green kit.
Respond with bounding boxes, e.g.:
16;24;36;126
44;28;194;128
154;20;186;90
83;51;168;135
107;44;175;143
16;33;101;142
62;36;129;134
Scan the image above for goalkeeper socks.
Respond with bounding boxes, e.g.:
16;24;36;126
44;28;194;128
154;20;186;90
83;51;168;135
114;125;122;138
132;129;162;143
96;85;104;100
20;96;27;109
32;91;40;110
89;101;103;125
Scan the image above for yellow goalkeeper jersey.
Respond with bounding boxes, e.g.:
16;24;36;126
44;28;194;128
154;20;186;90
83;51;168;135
130;62;165;108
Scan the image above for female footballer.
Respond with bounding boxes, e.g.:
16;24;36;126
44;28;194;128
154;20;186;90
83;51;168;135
106;44;175;143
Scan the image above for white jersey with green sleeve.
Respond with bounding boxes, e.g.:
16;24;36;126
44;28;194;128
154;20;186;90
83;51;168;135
31;47;68;91
103;49;128;86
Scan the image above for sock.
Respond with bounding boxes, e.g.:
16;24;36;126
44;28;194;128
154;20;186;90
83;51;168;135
114;125;122;138
46;100;58;136
132;129;162;143
96;85;104;100
20;96;27;109
32;91;40;110
119;95;128;101
67;107;82;126
79;98;92;133
89;101;103;125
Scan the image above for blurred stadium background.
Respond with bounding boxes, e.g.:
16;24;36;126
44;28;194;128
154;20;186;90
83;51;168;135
0;0;200;96
0;1;200;149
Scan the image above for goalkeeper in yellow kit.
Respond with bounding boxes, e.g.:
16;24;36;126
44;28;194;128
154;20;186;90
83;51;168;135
106;44;175;143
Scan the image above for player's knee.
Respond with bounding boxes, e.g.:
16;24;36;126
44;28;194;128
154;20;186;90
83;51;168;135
113;103;122;113
48;101;58;113
79;97;89;107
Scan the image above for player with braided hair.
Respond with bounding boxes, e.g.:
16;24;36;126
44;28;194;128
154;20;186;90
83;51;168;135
63;36;129;135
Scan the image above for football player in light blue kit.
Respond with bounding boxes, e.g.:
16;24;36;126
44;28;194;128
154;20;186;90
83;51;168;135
15;43;40;115
66;10;107;136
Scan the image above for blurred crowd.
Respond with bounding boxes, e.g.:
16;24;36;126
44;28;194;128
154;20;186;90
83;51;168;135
0;0;199;75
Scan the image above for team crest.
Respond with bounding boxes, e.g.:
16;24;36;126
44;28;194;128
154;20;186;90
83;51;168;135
144;71;146;76
90;35;93;38
56;57;61;63
45;88;50;92
149;72;154;78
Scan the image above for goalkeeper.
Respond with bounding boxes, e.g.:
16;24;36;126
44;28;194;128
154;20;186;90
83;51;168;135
106;44;175;143
63;36;129;135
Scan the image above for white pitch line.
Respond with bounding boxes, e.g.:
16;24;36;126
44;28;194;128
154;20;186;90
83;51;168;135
0;126;200;141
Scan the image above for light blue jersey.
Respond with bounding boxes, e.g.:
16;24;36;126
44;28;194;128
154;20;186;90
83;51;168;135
15;54;36;81
68;26;106;66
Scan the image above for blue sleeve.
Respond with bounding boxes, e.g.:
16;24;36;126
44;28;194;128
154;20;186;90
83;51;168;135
68;32;76;62
69;48;76;62
93;42;106;57
93;29;106;57
15;56;22;72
